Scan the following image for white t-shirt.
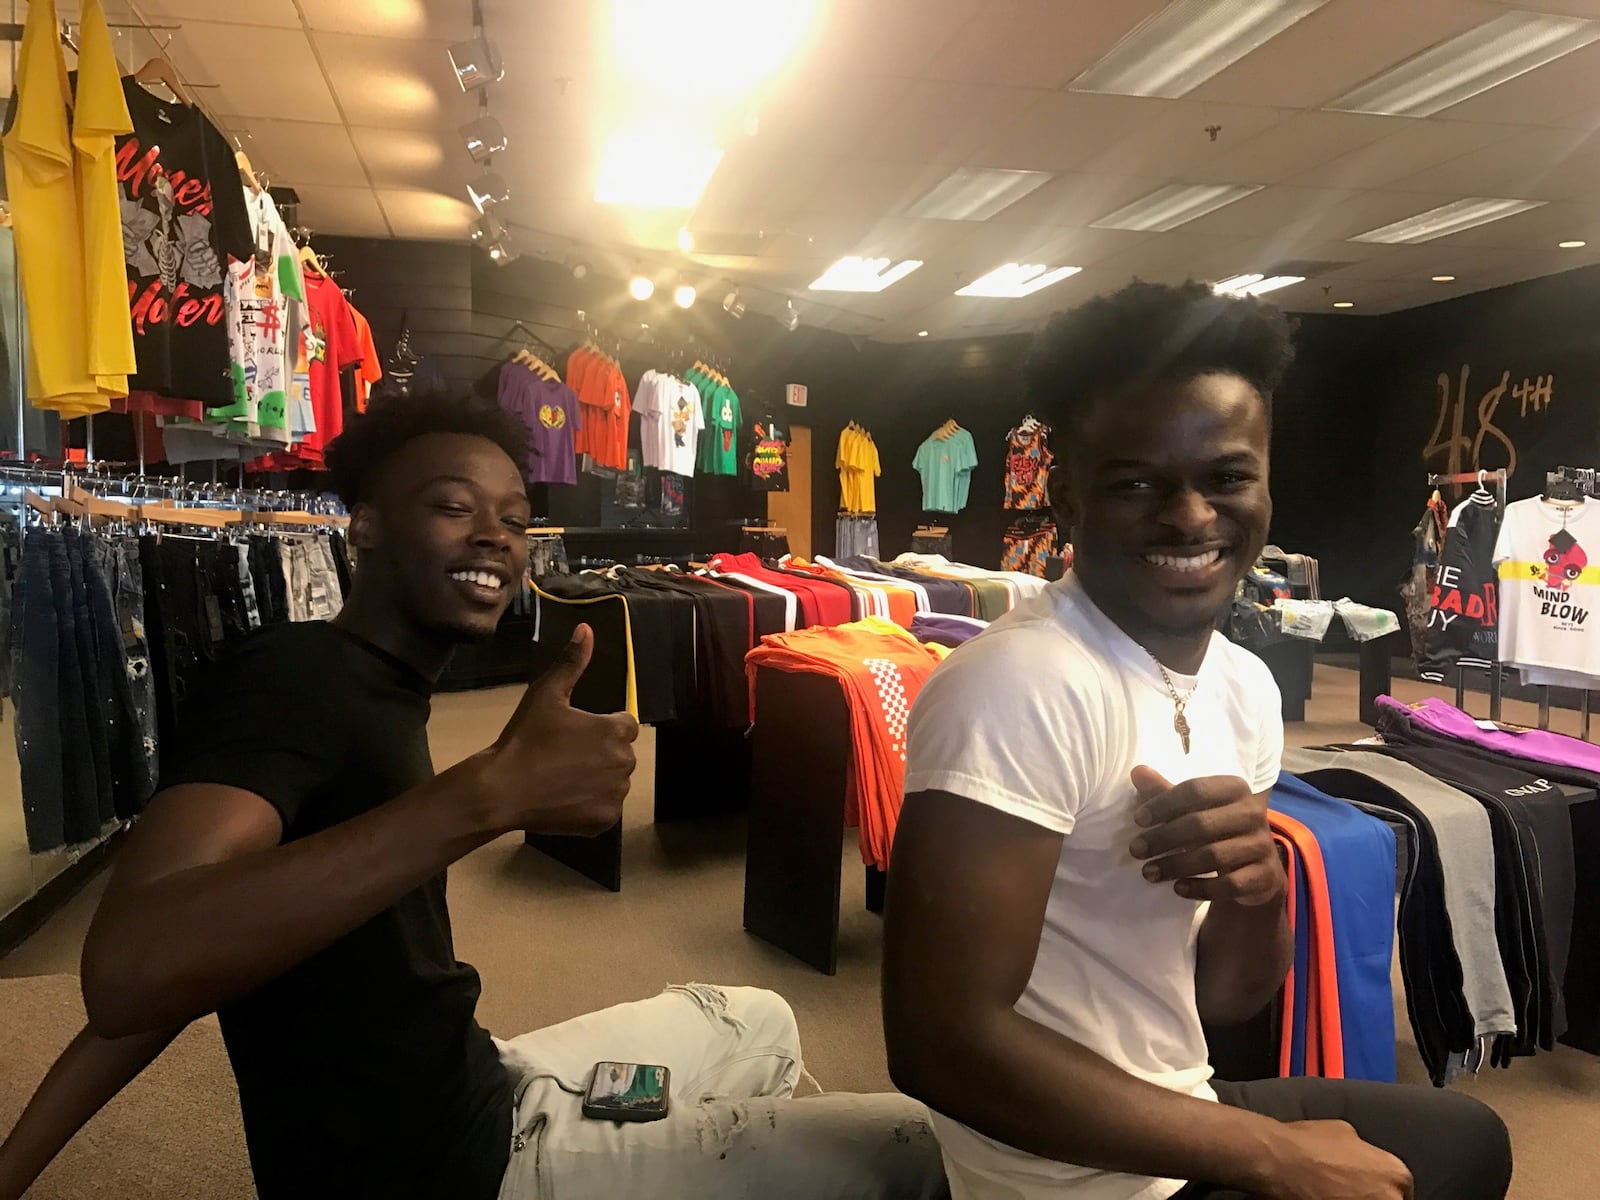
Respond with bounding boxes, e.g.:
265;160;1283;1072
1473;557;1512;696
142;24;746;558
637;372;705;476
902;572;1283;1200
1492;496;1600;687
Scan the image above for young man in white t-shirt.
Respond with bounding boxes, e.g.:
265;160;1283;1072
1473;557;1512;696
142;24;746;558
883;280;1512;1200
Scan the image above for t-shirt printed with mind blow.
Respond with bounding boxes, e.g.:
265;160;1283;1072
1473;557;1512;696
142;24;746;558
1494;496;1600;683
117;78;254;406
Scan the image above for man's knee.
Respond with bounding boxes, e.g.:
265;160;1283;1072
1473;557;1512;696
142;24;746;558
1433;1092;1512;1193
725;986;801;1053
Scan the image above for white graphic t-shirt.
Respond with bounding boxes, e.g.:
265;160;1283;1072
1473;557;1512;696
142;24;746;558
1493;496;1600;687
903;573;1283;1200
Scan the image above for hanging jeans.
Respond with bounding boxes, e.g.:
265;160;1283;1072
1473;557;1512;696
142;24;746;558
835;515;879;560
92;533;159;811
62;529;116;827
13;529;66;851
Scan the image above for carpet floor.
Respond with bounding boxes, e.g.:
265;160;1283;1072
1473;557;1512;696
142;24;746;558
2;664;1596;1198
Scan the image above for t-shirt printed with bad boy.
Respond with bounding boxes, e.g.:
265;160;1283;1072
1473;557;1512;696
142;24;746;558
117;78;255;407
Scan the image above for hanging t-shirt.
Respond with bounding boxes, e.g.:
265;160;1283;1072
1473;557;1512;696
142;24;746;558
698;379;742;476
1418;491;1501;683
913;427;978;513
837;425;880;514
1004;422;1054;510
116;76;255;407
350;306;383;411
295;272;362;466
220;188;303;437
749;416;789;492
1493;496;1600;686
499;364;579;487
637;370;704;477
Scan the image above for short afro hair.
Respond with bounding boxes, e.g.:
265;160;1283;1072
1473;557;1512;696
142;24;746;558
325;381;529;509
1023;279;1296;432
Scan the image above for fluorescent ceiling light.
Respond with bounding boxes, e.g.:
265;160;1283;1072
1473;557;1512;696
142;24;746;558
1333;301;1354;308
1560;239;1587;249
1091;183;1262;232
1213;273;1305;296
1349;197;1545;244
809;256;923;293
955;263;1082;298
1432;274;1456;282
1327;11;1600;118
1070;0;1329;99
906;168;1054;221
596;124;724;208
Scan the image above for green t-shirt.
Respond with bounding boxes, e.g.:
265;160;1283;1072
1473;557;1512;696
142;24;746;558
698;380;743;476
913;428;978;513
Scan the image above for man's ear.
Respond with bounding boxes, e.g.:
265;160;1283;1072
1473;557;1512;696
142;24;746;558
1046;463;1076;531
349;503;379;554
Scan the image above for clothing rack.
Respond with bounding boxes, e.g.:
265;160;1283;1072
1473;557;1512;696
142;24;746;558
1427;470;1508;721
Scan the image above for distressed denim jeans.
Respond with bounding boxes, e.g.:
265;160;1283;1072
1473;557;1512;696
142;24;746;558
494;985;948;1200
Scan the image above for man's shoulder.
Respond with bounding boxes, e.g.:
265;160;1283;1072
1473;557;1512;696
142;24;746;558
925;590;1114;707
1209;633;1284;718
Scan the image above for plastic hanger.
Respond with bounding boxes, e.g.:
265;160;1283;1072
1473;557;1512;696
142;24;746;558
133;57;192;106
299;244;328;277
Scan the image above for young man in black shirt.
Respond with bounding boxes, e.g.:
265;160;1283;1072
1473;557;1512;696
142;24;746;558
0;391;943;1199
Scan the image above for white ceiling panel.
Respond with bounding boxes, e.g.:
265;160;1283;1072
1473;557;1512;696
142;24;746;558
293;185;390;238
241;120;367;190
1289;119;1516;190
1387;128;1599;200
1438;39;1600;129
376;189;480;240
1076;100;1287;182
349;126;457;193
130;0;302;28
1185;111;1399;187
295;0;474;40
853;82;1044;166
315;32;473;129
923;0;1166;90
168;22;341;123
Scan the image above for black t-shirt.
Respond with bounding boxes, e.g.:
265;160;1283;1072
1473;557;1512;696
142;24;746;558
117;77;255;406
747;416;790;492
162;622;512;1200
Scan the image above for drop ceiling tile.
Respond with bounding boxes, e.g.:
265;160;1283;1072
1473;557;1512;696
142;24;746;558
1089;232;1259;288
296;0;474;40
1438;40;1600;129
1075;100;1286;181
1289;119;1518;190
131;0;302;26
855;82;1043;165
923;0;1166;89
165;23;340;123
314;32;474;129
1186;187;1444;244
750;73;916;160
1190;0;1493;109
796;0;986;80
350;126;458;192
1184;111;1397;187
375;189;479;240
236;120;366;190
293;185;389;237
1387;128;1600;200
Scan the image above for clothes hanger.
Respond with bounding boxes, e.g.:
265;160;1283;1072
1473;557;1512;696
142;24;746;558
236;150;262;194
299;244;329;276
133;57;192;106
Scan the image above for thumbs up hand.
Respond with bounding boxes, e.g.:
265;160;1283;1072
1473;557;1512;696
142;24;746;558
1126;767;1283;906
478;625;639;837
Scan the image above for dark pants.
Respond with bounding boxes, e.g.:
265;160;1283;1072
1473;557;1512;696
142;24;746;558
89;533;159;816
1175;1077;1512;1200
14;529;64;851
65;528;118;826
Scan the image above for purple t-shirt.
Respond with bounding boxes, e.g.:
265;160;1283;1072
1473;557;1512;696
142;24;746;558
498;366;580;486
910;613;988;648
1376;695;1600;774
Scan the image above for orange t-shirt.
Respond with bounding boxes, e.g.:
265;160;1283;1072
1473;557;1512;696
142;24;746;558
350;306;383;411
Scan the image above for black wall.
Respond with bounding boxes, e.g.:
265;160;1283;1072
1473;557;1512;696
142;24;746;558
312;239;1600;597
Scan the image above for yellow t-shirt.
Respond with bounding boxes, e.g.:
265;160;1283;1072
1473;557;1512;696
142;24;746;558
73;0;136;398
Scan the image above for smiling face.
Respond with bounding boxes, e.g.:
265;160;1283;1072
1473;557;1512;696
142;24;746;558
1050;371;1272;650
350;432;531;643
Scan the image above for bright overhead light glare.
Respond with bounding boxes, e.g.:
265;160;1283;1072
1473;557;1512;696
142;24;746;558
1213;273;1304;296
449;34;504;92
1091;183;1263;232
1070;0;1329;99
917;330;929;338
808;255;923;293
1432;274;1456;282
459;114;507;162
673;284;697;309
467;171;509;213
1350;197;1545;244
955;262;1082;298
1333;301;1354;309
629;275;655;301
782;300;800;332
1327;11;1600;117
1560;239;1587;249
677;227;694;252
611;0;818;99
595;124;724;209
721;289;746;319
906;168;1054;221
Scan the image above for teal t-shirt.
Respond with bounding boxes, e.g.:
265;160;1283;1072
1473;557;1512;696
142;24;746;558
913;428;978;513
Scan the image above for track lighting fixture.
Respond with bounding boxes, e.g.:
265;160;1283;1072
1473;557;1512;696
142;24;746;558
488;237;519;265
781;299;800;332
467;170;509;213
469;214;507;244
721;289;746;319
460;114;507;162
571;259;592;280
449;31;503;91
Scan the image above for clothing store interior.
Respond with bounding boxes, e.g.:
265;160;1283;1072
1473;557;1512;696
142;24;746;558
3;0;1600;1197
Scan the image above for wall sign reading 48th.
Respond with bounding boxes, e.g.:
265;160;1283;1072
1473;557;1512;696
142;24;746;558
1423;364;1555;480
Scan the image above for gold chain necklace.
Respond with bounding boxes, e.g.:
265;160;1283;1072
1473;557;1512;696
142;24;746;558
1146;652;1197;754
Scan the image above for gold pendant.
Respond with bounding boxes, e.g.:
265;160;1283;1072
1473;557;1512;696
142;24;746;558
1174;710;1192;754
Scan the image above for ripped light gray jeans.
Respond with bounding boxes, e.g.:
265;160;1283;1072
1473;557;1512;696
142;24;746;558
494;984;948;1200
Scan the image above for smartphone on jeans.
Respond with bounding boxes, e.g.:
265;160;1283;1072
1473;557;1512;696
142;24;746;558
582;1062;671;1123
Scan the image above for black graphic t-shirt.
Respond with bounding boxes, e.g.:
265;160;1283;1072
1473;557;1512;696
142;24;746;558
1419;491;1501;682
117;79;254;406
748;416;789;492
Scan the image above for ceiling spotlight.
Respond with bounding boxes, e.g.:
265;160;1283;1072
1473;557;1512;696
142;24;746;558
1560;239;1587;248
459;114;507;162
469;214;506;244
449;33;504;91
1333;300;1354;309
467;171;509;213
722;289;746;319
488;238;519;266
629;275;655;301
781;300;800;332
1432;274;1456;282
673;284;697;309
677;227;694;253
917;329;929;337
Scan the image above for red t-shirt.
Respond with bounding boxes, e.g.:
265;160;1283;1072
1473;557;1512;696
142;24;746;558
300;274;361;459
